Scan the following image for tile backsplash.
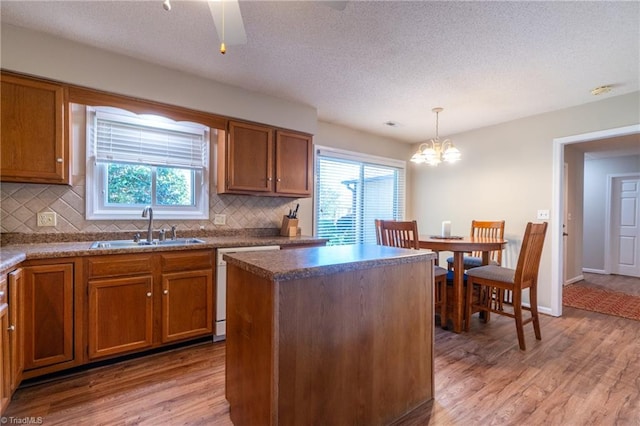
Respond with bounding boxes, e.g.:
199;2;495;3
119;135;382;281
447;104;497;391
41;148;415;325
1;176;298;235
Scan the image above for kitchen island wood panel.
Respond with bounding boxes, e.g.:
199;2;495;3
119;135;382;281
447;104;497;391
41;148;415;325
224;245;435;426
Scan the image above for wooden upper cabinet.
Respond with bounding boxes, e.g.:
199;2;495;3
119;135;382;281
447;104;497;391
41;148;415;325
218;121;313;197
275;130;313;196
225;121;273;193
1;72;70;184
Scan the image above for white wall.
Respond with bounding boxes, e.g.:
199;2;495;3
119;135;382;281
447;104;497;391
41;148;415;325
411;92;640;314
583;155;640;271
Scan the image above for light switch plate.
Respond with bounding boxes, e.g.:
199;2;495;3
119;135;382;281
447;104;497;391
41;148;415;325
37;211;57;227
214;214;226;225
537;209;550;220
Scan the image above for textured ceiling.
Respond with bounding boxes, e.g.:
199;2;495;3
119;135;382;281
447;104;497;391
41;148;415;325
1;0;639;146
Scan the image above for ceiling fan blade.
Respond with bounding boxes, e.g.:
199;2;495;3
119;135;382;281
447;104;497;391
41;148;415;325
208;0;247;46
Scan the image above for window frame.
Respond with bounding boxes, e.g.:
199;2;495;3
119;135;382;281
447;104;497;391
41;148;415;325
85;105;211;220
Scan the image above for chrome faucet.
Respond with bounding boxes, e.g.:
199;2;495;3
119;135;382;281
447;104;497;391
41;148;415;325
141;206;154;243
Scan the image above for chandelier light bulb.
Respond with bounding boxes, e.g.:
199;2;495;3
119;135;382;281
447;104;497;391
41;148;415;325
220;42;227;54
162;0;171;11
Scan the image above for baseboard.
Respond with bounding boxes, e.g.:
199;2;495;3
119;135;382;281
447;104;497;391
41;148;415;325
564;275;584;285
537;306;554;316
582;268;606;274
521;302;555;317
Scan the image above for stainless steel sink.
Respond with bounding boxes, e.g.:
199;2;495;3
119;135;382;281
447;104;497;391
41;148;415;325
90;238;206;249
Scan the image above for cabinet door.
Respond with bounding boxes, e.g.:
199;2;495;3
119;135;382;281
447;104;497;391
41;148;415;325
23;263;74;370
0;73;69;184
0;304;10;415
88;275;154;359
226;121;273;193
161;269;213;343
8;269;24;392
275;130;313;196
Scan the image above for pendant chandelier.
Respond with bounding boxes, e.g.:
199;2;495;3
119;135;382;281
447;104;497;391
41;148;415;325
410;107;461;166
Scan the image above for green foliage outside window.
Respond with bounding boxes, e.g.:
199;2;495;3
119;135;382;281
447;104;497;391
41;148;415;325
106;163;192;206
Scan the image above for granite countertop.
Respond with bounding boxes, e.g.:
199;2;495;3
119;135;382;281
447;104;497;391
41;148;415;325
0;234;327;272
223;244;437;281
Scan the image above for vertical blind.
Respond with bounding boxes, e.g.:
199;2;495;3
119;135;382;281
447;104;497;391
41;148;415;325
315;147;406;245
93;109;207;169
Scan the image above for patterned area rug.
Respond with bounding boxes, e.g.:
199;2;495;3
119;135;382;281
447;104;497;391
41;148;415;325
563;284;640;321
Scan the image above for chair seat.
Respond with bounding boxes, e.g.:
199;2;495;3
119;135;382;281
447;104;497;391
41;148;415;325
434;266;448;277
466;264;515;283
446;256;499;270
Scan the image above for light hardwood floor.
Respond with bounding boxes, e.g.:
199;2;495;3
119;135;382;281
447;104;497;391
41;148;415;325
6;305;640;425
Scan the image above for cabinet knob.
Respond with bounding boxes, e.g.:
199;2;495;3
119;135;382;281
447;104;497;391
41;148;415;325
163;289;169;295
7;325;15;332
0;291;4;297
277;178;281;182
146;292;152;297
56;158;63;163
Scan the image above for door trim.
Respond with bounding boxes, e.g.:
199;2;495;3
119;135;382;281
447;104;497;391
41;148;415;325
552;124;640;317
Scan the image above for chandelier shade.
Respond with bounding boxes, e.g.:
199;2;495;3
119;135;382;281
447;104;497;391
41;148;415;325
410;107;461;166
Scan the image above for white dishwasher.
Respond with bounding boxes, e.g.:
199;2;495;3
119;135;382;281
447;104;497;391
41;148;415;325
215;245;280;341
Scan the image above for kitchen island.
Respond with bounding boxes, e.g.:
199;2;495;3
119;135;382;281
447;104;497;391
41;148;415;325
223;244;436;425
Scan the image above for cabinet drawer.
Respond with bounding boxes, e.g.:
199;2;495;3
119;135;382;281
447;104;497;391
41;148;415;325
160;250;213;273
86;255;153;278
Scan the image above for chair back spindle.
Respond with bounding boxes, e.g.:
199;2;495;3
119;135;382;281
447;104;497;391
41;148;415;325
378;220;420;249
470;220;505;264
514;222;547;288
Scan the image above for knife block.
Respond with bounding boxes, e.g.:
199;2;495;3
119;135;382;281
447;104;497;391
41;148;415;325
280;216;299;237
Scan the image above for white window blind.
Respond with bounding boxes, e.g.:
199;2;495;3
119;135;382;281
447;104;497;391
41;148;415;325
315;147;406;245
94;110;206;169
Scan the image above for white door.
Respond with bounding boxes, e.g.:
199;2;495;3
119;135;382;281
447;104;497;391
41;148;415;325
611;176;640;277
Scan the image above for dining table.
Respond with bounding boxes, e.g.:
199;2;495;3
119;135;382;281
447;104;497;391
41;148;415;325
419;235;507;333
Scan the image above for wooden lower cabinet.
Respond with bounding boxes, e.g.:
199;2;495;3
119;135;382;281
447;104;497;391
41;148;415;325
8;269;24;392
0;274;10;414
86;250;214;360
23;262;75;374
161;269;213;343
88;275;154;359
0;268;24;415
0;303;10;414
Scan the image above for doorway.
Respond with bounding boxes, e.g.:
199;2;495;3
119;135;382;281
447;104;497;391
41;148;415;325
552;124;640;316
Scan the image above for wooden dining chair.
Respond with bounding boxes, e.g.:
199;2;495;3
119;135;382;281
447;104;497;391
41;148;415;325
374;219;384;245
447;220;505;271
464;222;548;350
376;219;449;328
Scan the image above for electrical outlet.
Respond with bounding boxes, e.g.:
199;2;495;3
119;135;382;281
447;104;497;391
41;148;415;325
214;214;226;225
37;211;57;227
537;209;550;220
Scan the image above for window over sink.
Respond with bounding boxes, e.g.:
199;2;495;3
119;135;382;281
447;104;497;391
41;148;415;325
85;106;210;220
